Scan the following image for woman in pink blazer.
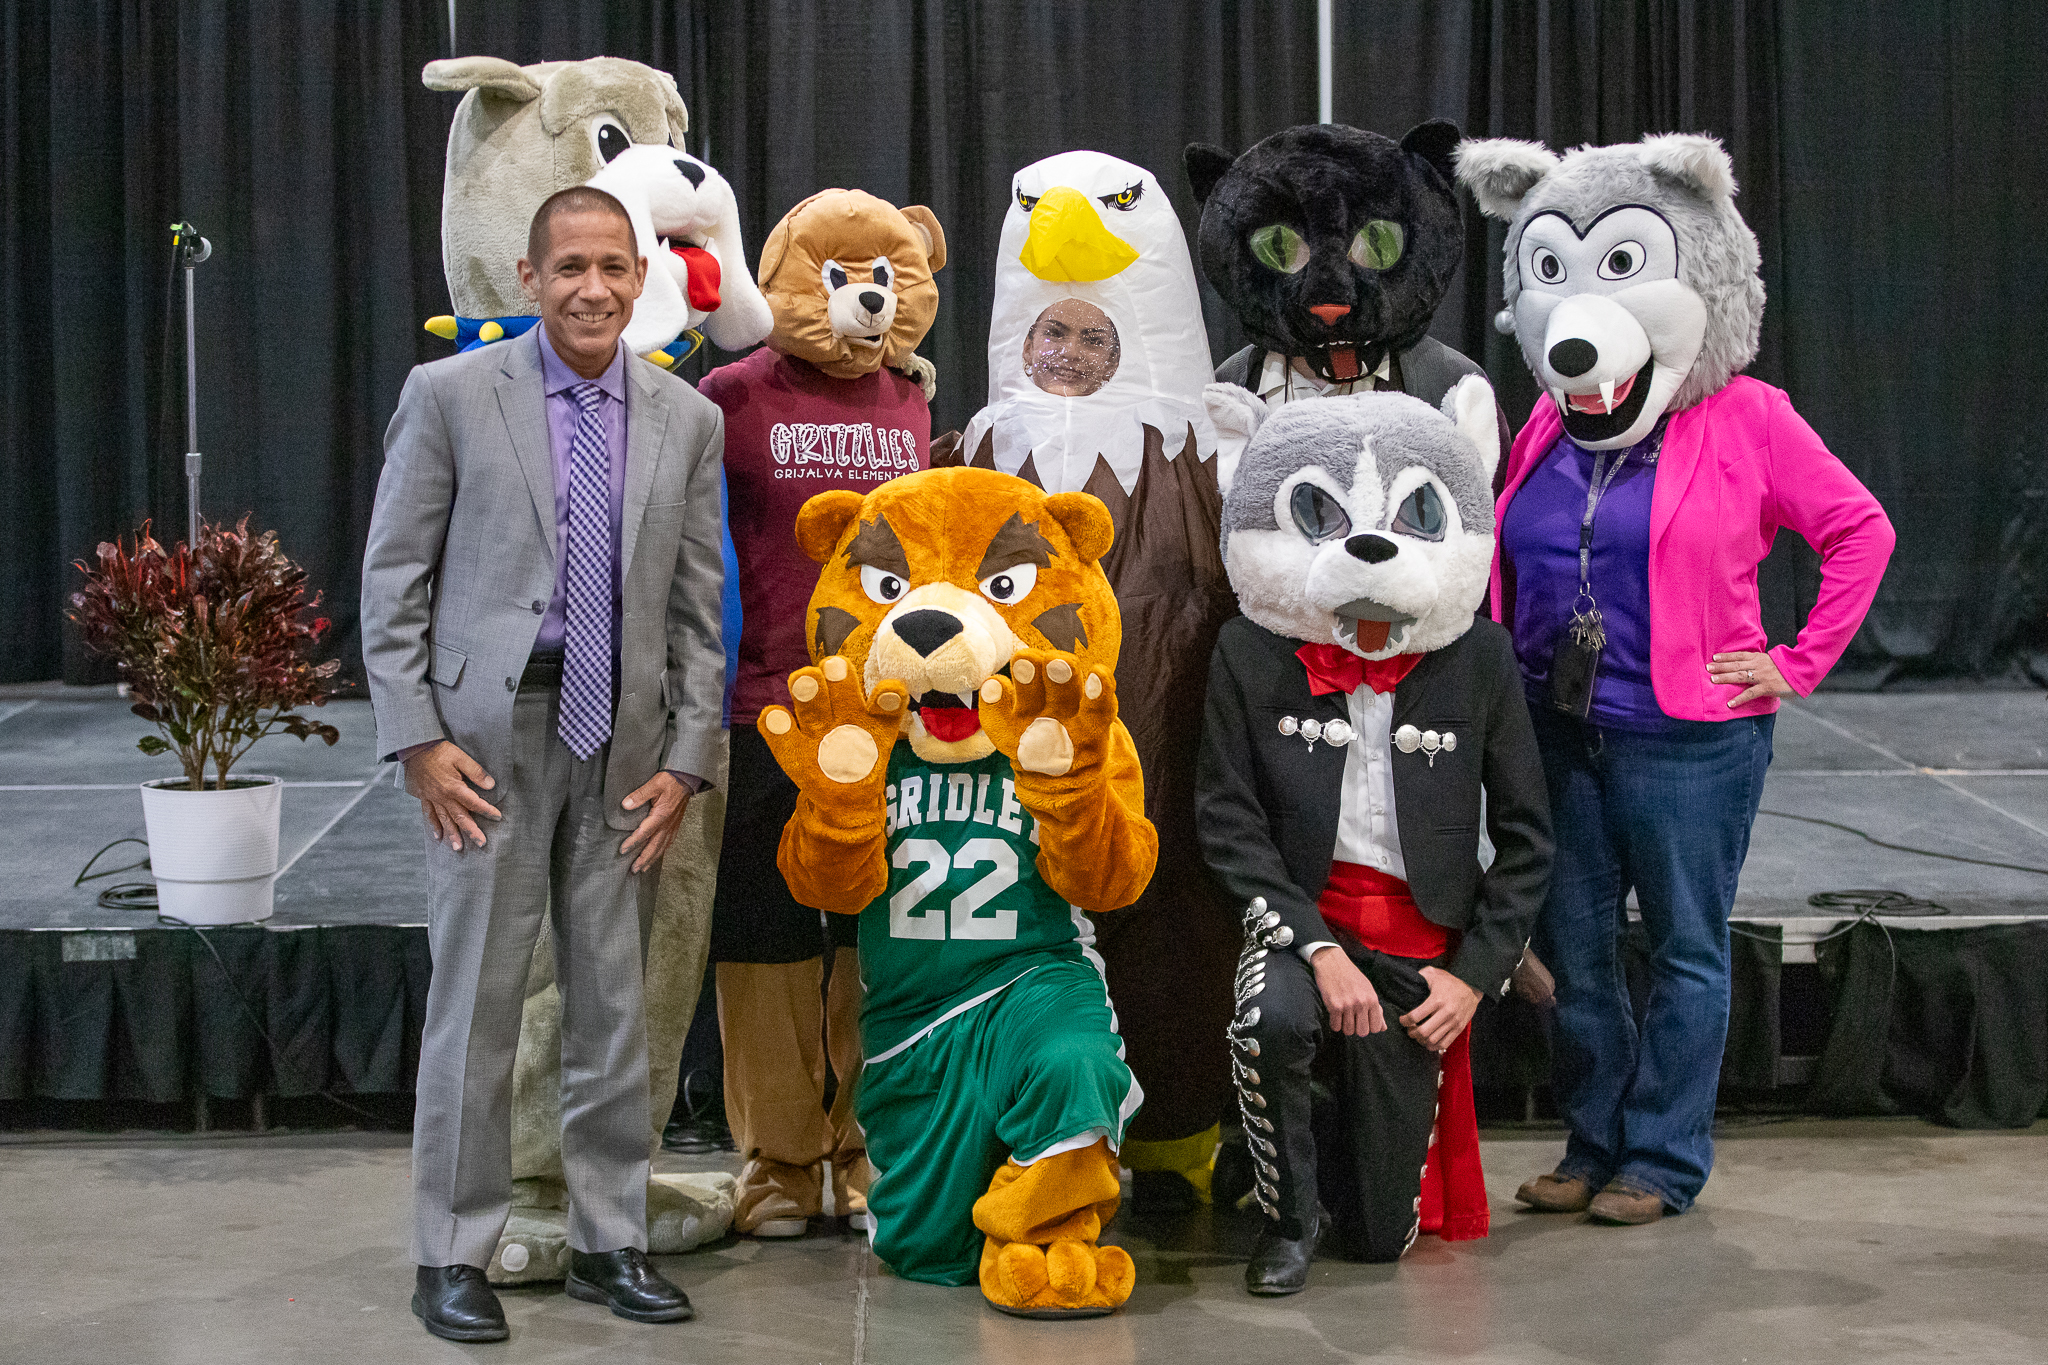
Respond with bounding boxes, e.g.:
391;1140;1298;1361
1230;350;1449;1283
1492;376;1893;1223
1458;130;1896;1226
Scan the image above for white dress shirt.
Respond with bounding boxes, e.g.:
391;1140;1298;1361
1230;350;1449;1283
1256;350;1392;408
1299;682;1404;964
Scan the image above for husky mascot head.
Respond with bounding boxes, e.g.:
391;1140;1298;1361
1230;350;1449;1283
1454;134;1763;450
1221;377;1501;658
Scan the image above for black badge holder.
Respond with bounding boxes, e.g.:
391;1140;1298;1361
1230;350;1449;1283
1549;428;1661;719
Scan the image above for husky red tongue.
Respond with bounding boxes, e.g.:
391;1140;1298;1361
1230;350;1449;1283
1353;619;1390;652
1327;346;1361;382
919;702;982;743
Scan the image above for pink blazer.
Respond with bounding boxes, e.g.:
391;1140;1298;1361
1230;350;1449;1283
1490;377;1895;722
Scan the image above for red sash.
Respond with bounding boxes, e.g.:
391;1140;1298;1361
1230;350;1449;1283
1315;860;1489;1242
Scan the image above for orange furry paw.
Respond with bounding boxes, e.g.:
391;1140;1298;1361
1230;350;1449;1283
979;1236;1133;1318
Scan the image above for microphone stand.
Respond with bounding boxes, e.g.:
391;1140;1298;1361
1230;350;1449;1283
171;223;213;549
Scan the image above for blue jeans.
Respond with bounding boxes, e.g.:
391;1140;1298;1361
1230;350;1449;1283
1529;707;1774;1211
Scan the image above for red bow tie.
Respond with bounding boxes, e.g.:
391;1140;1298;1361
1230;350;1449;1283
1296;642;1422;697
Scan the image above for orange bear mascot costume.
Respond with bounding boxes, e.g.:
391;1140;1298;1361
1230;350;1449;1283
757;467;1155;1315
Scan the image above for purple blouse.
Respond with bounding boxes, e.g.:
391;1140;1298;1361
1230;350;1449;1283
1500;428;1673;731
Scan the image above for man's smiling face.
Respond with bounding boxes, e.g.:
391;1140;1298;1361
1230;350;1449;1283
518;205;647;378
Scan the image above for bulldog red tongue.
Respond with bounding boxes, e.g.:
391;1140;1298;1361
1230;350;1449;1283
1353;619;1390;652
671;245;722;311
920;705;982;743
1328;347;1361;382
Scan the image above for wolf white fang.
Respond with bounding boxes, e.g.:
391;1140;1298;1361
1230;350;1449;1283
1220;375;1501;661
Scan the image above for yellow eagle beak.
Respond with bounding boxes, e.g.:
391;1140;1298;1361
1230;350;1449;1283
1019;186;1139;283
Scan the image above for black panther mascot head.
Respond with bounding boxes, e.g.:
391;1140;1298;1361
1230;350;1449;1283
1187;121;1464;386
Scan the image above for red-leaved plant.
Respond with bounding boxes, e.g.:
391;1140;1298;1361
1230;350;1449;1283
68;518;342;790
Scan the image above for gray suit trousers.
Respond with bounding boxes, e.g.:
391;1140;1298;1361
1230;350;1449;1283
411;689;657;1268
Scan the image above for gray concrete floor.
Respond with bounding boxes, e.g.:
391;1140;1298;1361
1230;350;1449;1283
6;1119;2046;1363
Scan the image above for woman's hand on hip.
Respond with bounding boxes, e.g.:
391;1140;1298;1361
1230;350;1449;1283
1709;651;1794;708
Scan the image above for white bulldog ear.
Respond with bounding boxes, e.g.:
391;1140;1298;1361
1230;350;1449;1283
1454;138;1559;220
695;169;774;351
1442;375;1499;481
1637;133;1737;204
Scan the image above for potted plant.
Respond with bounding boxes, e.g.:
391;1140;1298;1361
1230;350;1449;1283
69;518;341;924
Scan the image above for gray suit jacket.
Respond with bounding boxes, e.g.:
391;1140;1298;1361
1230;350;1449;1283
361;328;727;831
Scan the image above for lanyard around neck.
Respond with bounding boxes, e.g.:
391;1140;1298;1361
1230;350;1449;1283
1573;424;1665;600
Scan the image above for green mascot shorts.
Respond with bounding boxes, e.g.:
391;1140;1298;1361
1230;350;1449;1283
858;957;1141;1285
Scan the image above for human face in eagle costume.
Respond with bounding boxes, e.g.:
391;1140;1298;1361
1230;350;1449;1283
959;151;1223;497
955;149;1253;1190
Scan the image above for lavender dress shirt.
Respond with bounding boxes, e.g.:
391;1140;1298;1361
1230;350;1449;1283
534;327;629;653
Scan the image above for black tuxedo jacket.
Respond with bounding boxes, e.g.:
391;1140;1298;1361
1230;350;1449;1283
1195;616;1552;998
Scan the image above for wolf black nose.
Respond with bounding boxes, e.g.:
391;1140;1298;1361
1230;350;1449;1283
1344;534;1398;564
1548;338;1597;377
894;610;962;657
858;290;886;313
673;159;705;188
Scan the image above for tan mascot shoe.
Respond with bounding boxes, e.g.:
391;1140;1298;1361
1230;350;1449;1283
974;1139;1134;1318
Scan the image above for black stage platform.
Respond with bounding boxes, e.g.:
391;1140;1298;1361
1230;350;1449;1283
4;684;2045;1124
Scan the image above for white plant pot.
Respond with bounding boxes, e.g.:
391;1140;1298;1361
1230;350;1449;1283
138;775;283;925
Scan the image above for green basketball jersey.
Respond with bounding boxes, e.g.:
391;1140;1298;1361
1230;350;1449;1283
857;744;1090;1062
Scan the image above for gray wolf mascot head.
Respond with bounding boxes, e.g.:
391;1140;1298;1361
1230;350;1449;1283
1455;134;1762;449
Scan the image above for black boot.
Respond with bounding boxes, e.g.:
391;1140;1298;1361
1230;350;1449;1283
565;1247;695;1323
412;1264;508;1342
1230;897;1325;1297
1245;1212;1321;1296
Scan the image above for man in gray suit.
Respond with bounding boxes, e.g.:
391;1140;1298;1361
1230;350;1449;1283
362;186;724;1342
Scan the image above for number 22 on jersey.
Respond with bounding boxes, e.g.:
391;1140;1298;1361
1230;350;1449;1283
889;838;1019;941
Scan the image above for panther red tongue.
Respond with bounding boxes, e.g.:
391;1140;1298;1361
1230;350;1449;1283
920;705;982;743
1328;347;1361;382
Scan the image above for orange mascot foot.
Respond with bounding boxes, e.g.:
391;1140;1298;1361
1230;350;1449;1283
972;1138;1133;1318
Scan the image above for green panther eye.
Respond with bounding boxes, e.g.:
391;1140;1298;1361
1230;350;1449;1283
1348;219;1404;270
1249;224;1309;274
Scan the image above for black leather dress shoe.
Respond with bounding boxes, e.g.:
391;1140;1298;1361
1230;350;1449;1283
1244;1218;1319;1296
565;1247;695;1323
412;1264;508;1342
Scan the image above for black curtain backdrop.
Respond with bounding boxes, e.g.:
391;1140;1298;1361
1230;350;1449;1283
3;0;450;686
4;2;2043;687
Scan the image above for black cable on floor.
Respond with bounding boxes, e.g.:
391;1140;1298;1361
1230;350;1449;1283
74;837;159;909
1757;808;2048;877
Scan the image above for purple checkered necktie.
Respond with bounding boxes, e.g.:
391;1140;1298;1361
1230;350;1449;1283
559;382;613;760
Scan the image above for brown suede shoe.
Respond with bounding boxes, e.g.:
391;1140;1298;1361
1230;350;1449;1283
1587;1182;1666;1225
1514;1171;1594;1212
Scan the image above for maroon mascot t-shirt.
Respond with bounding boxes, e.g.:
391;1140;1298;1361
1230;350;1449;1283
701;347;930;723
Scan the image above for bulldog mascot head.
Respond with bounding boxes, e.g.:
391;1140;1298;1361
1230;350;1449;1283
422;55;772;365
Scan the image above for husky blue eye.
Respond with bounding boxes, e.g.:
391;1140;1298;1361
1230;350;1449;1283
1392;484;1445;540
1250;224;1310;274
1348;220;1404;270
1290;482;1351;542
